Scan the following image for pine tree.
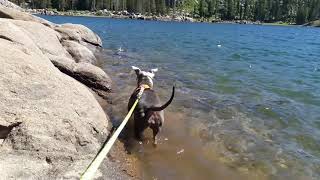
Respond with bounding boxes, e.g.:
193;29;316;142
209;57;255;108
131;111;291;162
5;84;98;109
7;0;320;23
226;0;234;19
151;0;156;14
296;6;307;24
207;0;216;18
198;0;205;17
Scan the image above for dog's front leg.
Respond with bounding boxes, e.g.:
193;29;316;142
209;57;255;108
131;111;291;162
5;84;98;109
134;117;147;141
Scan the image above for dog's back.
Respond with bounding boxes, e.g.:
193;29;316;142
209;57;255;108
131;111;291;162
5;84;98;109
128;87;174;145
128;89;164;121
128;66;174;145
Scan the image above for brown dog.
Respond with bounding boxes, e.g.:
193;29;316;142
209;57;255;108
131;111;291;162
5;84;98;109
128;66;175;145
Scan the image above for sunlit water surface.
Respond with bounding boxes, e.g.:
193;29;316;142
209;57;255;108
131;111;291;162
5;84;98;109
41;15;320;179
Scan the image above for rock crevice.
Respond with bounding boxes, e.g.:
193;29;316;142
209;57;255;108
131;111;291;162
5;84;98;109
0;122;21;139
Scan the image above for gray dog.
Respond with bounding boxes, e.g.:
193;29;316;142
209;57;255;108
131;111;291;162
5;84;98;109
128;66;175;145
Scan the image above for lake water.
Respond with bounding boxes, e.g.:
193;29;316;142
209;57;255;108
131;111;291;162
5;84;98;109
40;15;320;179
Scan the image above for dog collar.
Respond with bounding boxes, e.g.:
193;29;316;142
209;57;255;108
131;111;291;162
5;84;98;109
135;84;151;98
139;84;151;89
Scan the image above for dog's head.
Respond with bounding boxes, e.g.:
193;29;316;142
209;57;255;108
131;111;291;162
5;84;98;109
132;66;158;88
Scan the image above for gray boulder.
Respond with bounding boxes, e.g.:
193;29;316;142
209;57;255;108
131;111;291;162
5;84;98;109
0;19;43;56
48;54;75;72
10;19;70;58
0;0;22;11
48;54;112;99
51;58;113;99
0;4;111;99
0;4;119;179
55;23;102;50
0;4;54;27
72;62;112;99
62;40;97;63
0;26;108;179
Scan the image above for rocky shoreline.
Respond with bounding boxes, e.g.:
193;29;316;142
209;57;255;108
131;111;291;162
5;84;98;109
28;8;195;22
0;0;139;179
35;9;315;26
303;19;320;27
32;8;320;27
27;8;266;25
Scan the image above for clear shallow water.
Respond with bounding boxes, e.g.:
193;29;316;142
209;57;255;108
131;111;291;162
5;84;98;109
41;15;320;179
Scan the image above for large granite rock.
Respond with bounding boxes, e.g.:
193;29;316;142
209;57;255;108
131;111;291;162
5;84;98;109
0;19;43;55
10;19;70;58
55;23;102;47
0;3;117;179
0;0;22;11
0;3;54;27
0;4;112;98
62;40;96;63
0;22;108;178
55;23;102;53
51;59;112;99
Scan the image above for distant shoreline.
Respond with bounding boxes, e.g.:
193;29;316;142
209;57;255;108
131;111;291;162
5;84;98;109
30;9;320;28
28;9;266;26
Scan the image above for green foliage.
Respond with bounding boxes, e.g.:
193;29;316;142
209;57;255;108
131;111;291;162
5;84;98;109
296;6;307;24
10;0;320;23
198;0;206;17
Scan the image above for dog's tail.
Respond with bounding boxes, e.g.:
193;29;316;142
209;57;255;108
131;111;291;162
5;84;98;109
148;86;175;112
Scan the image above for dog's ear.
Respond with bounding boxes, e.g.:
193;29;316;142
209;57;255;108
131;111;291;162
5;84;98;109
132;66;141;75
150;68;158;73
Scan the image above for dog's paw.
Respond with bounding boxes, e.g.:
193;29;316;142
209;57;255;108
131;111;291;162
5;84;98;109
153;140;158;147
153;143;158;148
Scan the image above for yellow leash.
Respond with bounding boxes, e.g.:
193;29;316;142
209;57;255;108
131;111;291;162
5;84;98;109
80;86;148;180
